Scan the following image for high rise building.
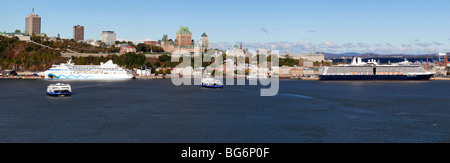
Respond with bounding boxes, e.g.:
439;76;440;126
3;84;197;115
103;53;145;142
100;31;116;45
176;26;192;47
200;32;209;49
25;8;41;36
73;25;84;41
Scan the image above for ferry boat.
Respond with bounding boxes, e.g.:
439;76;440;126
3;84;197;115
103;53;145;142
246;74;269;80
201;78;223;88
42;59;133;80
319;57;434;80
47;83;72;96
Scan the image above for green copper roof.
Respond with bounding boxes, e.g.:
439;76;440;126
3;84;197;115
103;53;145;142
177;26;192;35
201;32;207;37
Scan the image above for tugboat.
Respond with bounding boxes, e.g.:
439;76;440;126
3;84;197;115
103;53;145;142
46;83;72;96
201;78;223;88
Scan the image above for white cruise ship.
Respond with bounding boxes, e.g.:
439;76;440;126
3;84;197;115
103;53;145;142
42;59;133;80
319;57;434;80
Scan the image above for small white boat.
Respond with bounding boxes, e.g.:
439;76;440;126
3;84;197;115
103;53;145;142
47;83;72;96
247;74;269;80
201;78;223;88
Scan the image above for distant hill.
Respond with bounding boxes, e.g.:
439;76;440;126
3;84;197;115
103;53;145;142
324;52;440;59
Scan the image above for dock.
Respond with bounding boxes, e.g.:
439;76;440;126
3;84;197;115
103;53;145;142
430;77;450;81
300;77;320;80
134;76;166;79
0;76;43;80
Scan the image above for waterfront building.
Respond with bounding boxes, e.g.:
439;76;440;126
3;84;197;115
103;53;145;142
290;67;315;77
25;8;41;36
85;39;100;47
136;68;152;76
285;47;325;62
0;32;31;41
226;45;245;57
0;70;17;76
73;25;84;41
18;35;31;41
100;31;116;45
120;45;137;53
279;66;292;77
48;37;59;42
144;41;158;46
300;60;314;68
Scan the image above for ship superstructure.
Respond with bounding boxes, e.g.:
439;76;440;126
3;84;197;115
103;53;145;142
43;60;133;80
319;57;434;80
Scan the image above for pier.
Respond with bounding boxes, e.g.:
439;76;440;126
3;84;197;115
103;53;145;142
0;76;43;80
430;77;450;81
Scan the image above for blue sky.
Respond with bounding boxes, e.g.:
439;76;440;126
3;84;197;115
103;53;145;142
1;0;450;54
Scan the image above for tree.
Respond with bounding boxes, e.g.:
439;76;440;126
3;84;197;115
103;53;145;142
126;41;135;47
145;62;152;68
158;55;170;62
154;61;161;68
14;30;21;33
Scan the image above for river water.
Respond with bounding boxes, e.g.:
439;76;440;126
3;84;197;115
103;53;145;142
0;79;449;143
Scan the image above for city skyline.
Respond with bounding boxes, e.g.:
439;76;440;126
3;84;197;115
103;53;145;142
1;0;450;54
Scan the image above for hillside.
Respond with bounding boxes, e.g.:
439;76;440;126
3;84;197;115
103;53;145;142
0;35;65;71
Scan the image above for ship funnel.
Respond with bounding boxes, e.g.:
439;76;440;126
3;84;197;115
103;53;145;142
352;57;357;65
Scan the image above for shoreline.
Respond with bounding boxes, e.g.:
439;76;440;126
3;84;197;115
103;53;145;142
430;77;450;81
2;76;450;81
0;76;42;80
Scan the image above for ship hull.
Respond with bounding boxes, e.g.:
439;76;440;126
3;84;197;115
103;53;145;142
44;73;133;80
319;74;434;81
46;92;72;96
202;85;223;88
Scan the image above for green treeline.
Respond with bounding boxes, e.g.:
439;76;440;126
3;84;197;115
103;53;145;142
31;36;120;53
72;53;145;70
71;53;180;70
136;43;164;53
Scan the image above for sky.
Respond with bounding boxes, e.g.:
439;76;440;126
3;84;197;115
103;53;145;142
1;0;450;54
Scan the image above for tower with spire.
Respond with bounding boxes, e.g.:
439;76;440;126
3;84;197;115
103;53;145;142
200;32;209;49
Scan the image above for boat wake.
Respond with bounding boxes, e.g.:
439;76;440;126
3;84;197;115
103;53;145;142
226;88;314;99
72;83;114;89
277;92;315;99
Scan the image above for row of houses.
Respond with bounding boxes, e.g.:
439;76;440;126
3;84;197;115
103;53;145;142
136;65;318;78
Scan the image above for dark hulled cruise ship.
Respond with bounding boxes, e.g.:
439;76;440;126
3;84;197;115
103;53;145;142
319;57;434;80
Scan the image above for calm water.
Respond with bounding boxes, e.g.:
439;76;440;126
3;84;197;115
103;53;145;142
0;79;449;143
